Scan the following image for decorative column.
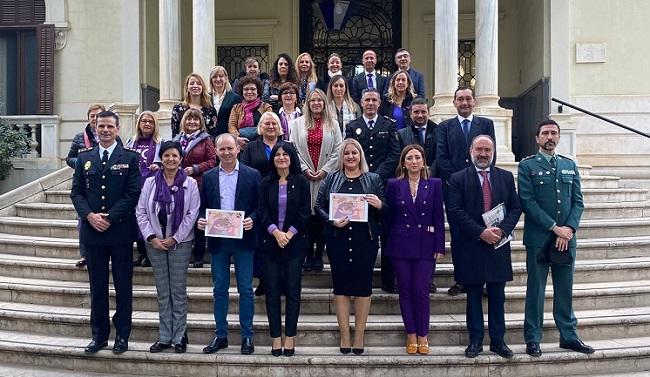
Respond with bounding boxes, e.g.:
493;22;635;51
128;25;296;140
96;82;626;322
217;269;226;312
109;103;140;144
158;0;181;116
431;0;459;118
474;0;515;162
193;0;215;81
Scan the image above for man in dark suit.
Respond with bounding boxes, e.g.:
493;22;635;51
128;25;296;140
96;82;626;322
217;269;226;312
345;88;401;293
70;111;141;354
437;86;497;296
518;119;593;357
397;97;438;176
198;133;261;355
351;50;388;103
447;135;522;359
394;48;425;97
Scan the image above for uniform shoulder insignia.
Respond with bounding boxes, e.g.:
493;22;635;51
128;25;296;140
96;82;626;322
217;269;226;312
521;154;535;161
382;116;397;123
557;154;574;161
78;147;93;153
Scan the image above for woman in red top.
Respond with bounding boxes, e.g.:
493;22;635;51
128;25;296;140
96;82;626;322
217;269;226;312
289;89;342;271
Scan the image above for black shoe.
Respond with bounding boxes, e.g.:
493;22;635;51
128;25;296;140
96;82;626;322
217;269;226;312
283;348;295;357
133;255;145;267
447;283;466;296
430;281;437;293
149;340;171;353
352;347;364;355
75;258;87;268
381;285;398;294
560;339;595;354
526;341;542;357
339;347;351;354
464;343;483;358
271;348;282;357
241;337;255;355
112;337;128;354
312;261;324;272
203;336;228;354
174;342;187;353
490;341;514;359
193;261;204;268
255;279;265;297
141;257;151;267
303;262;313;272
84;339;108;354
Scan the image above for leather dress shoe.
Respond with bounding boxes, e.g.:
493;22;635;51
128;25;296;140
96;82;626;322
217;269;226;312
254;279;265;297
464;343;483;358
112;337;128;354
203;336;228;353
140;257;151;267
560;339;595;354
193;261;204;268
75;258;87;268
241;337;255;355
149;340;171;353
490;341;514;359
526;341;542;357
381;285;398;294
447;283;466;296
84;339;108;353
174;333;188;353
133;255;145;267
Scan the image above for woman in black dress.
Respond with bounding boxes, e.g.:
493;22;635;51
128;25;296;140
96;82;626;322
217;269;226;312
315;138;386;355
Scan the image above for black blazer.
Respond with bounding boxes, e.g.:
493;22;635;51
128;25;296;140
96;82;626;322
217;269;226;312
213;91;242;137
379;94;413;130
239;138;278;178
200;164;261;251
345;116;401;181
350;72;388;103
317;73;350;93
436;115;496;183
257;174;311;260
446;166;522;284
398;119;439;177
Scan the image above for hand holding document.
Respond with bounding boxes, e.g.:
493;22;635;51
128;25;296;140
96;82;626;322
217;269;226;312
482;203;513;249
205;209;245;239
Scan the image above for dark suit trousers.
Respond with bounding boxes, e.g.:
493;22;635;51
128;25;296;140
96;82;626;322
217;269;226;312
465;282;506;345
263;253;303;338
85;243;134;342
380;234;396;288
193;223;206;263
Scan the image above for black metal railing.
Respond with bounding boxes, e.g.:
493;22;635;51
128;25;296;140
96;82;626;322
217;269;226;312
552;97;650;139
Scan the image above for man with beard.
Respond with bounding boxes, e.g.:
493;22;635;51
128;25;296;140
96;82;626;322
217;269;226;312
518;120;593;357
446;135;521;358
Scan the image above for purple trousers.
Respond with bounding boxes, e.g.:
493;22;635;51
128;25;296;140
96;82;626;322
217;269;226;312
392;257;435;336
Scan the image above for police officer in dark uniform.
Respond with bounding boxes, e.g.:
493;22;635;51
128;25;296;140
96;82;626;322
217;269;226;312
70;110;141;354
518;119;593;357
345;88;401;293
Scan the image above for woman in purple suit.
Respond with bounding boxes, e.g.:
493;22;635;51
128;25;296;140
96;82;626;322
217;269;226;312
384;144;445;355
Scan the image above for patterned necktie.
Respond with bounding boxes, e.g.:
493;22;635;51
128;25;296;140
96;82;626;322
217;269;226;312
368;120;374;130
479;171;492;212
101;150;109;165
462;119;471;143
367;73;374;89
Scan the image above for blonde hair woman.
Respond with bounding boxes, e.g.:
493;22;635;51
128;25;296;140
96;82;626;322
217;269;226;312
289;88;342;272
295;52;319;103
171;73;218;138
208;65;242;137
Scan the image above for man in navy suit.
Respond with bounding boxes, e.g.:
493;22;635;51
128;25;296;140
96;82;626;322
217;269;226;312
447;135;522;359
394;48;425;97
197;133;261;355
351;50;388;103
437;87;497;296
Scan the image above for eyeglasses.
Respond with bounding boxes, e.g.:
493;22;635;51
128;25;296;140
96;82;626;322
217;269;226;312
140;119;154;124
282;92;296;96
242;87;257;92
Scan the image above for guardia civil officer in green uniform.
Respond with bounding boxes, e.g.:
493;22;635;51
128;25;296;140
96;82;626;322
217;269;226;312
518;119;594;357
70;111;141;355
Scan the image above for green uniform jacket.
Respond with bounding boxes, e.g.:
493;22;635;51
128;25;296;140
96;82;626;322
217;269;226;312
517;152;584;256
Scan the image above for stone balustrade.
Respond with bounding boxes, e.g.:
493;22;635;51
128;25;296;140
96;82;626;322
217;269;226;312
0;115;60;160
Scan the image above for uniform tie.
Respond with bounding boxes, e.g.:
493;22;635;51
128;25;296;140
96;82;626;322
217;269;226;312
366;73;374;89
367;120;374;130
479;171;492;212
462;119;471;143
102;150;109;165
550;156;556;171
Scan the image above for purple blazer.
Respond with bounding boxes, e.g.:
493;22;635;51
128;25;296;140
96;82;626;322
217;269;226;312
384;177;445;260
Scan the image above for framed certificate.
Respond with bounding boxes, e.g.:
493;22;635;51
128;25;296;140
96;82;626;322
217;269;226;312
205;209;244;239
329;193;368;222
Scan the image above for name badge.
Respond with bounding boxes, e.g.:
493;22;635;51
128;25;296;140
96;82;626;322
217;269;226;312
110;164;129;170
427;226;435;233
561;169;576;175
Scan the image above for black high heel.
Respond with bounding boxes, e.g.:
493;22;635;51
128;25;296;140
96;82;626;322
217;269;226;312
352;347;364;355
339;347;351;354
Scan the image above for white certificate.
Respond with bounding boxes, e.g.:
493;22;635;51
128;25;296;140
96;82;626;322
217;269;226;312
329;193;369;222
205;209;244;239
482;203;513;249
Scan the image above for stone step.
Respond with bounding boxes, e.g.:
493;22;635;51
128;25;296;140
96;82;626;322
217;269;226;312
1;275;648;315
1;232;648;265
0;331;648;377
43;190;73;204
14;202;79;220
0;252;649;289
581;176;621;189
2;215;650;242
0;302;648;346
580;188;648;203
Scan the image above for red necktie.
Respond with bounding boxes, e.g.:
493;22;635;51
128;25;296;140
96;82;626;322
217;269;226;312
480;171;491;212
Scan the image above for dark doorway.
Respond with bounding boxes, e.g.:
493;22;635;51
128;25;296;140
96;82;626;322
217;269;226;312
300;0;402;80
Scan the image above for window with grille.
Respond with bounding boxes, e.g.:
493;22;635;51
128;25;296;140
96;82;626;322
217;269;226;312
217;45;270;80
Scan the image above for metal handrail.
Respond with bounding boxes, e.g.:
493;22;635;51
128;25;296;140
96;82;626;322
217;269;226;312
551;97;650;139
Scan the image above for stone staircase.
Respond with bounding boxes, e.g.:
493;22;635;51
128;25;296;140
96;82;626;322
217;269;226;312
0;167;649;376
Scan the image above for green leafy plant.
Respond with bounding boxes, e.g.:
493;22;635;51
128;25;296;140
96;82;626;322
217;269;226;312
0;119;30;180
